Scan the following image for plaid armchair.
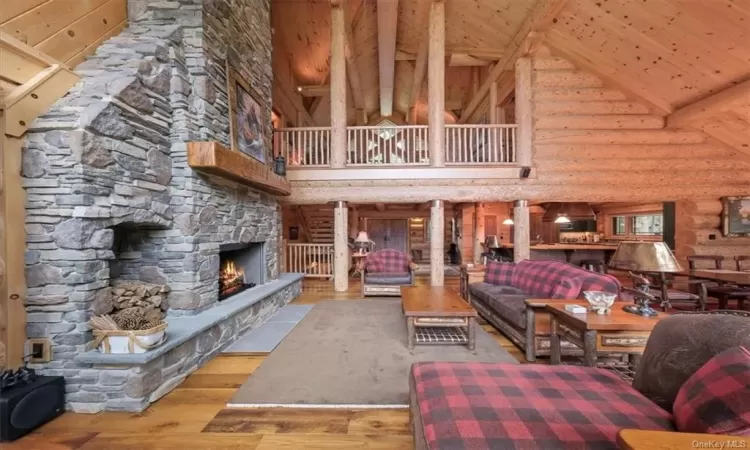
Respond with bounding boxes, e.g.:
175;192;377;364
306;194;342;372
360;249;418;297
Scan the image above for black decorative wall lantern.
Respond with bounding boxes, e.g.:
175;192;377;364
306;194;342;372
273;154;286;176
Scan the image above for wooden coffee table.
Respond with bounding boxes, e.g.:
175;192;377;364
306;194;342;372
401;286;478;350
546;304;667;367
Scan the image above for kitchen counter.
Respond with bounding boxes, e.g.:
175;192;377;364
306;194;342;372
494;243;619;264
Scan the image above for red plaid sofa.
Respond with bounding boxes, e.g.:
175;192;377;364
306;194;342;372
468;260;622;361
361;249;418;297
410;311;750;450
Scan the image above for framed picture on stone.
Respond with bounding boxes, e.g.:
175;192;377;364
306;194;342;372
227;65;266;163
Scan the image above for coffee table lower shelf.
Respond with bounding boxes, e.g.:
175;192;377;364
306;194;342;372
406;317;476;350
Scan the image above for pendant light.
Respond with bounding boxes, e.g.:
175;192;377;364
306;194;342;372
502;218;514;225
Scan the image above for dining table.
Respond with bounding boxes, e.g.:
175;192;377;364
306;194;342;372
680;269;750;286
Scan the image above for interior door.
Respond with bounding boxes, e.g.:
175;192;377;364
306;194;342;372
367;219;389;251
388;219;408;252
367;219;407;252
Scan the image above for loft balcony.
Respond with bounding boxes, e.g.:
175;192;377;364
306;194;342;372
273;123;526;182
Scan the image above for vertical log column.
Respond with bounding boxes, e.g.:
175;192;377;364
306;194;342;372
428;0;445;167
334;201;349;292
472;202;485;264
330;2;347;168
515;57;533;167
513;200;530;262
430;200;445;286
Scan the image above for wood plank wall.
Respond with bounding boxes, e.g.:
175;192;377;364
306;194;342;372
0;0;128;68
530;47;750;199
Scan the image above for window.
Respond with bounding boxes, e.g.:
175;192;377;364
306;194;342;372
632;214;663;235
610;213;663;237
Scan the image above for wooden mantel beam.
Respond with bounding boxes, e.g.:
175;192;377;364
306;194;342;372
668;79;750;129
377;0;399;117
459;0;570;123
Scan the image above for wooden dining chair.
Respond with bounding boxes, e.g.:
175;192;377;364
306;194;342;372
736;256;750;271
579;259;607;274
688;255;750;310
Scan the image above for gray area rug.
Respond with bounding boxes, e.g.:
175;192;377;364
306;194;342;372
228;299;517;408
414;265;461;276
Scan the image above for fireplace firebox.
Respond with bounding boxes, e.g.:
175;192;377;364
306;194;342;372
218;242;265;301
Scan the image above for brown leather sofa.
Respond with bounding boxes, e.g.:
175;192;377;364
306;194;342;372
469;260;622;361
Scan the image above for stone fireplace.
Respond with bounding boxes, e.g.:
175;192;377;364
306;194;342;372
20;0;301;413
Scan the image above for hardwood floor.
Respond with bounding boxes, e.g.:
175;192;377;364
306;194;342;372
13;275;524;449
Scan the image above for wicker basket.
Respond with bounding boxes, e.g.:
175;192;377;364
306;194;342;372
90;321;168;354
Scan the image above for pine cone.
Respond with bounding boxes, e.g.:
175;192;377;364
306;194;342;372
113;307;143;330
142;319;163;330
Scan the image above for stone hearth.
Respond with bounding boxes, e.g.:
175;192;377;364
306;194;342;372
21;0;289;412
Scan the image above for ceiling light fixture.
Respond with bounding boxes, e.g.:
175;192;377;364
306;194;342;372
554;215;571;224
502;218;514;225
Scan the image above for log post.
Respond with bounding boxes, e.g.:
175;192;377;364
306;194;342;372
513;200;530;262
515;57;533;167
330;3;347;168
428;1;445;167
473;202;485;264
430;200;445;286
334;201;349;291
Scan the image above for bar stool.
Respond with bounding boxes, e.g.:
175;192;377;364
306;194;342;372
579;259;607;274
736;256;750;271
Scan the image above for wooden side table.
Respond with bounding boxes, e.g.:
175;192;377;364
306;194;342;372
546;304;667;367
617;429;750;450
459;264;485;300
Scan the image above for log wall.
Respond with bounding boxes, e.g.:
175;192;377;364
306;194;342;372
0;0;128;68
675;199;750;267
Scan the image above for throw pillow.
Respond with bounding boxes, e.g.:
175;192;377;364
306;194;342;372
484;261;515;285
549;277;583;299
673;345;750;435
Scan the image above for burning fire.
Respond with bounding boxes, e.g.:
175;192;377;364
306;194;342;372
219;260;245;295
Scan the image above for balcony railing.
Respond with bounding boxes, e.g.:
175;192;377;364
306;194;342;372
274;124;517;168
445;124;516;165
285;243;334;278
347;125;429;166
274;127;331;167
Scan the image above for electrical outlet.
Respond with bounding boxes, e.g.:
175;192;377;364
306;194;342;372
26;338;52;363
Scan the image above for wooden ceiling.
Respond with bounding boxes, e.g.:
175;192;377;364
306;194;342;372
273;0;750;152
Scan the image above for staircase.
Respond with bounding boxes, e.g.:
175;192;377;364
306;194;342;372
297;205;335;244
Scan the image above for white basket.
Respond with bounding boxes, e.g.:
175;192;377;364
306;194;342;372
92;322;167;354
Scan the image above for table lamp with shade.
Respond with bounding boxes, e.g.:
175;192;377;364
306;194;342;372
608;241;683;316
354;231;372;254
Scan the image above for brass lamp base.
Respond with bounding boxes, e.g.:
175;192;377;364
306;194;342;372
622;303;659;317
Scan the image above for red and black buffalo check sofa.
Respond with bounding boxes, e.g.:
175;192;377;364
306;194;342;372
409;311;750;450
360;249;418;297
468;260;622;360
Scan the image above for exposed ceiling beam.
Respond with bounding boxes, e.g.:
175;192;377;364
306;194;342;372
545;29;672;115
344;0;366;113
449;53;490;67
377;0;399;116
667;79;750;129
408;0;431;124
398;46;506;60
459;0;571;123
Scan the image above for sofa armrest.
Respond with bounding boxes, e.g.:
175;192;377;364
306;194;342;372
409;261;419;271
617;429;750;450
524;298;587;308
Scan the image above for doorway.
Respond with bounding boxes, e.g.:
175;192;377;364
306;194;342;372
367;219;408;252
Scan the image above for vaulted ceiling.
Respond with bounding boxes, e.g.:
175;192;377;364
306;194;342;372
272;0;750;156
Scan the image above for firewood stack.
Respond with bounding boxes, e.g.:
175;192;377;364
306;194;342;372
92;281;171;330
